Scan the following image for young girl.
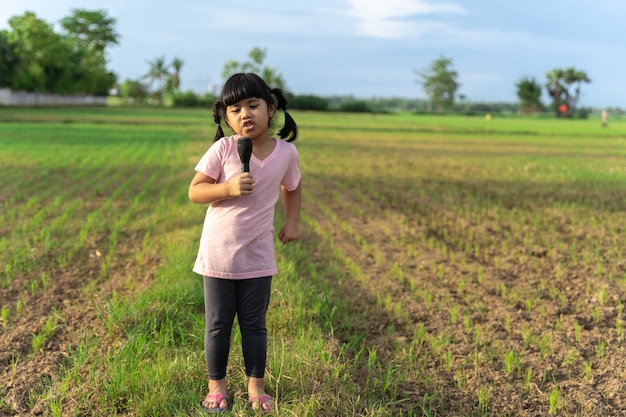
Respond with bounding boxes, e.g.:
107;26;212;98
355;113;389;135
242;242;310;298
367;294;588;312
189;73;301;413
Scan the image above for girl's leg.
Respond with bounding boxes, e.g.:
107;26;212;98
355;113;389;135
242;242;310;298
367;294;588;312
237;276;273;411
237;276;272;378
203;276;237;408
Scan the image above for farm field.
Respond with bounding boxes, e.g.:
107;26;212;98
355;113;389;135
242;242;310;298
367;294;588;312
1;107;626;416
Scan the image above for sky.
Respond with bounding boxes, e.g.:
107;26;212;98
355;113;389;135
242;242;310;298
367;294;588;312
2;0;625;108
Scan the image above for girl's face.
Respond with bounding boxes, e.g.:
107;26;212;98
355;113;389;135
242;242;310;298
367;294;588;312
225;97;275;140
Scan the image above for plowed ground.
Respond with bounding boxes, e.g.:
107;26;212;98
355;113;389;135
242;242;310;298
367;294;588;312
2;110;626;416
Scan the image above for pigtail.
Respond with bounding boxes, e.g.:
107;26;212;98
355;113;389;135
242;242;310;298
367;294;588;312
212;101;225;142
272;88;298;142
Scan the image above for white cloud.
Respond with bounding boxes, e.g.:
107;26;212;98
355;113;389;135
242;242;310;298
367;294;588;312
344;0;465;20
343;0;466;38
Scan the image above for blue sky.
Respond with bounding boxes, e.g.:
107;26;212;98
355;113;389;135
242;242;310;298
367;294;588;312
2;0;625;107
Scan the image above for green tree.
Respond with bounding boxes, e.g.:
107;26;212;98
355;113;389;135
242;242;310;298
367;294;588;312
516;77;543;115
415;55;460;112
143;56;170;100
545;67;591;117
4;10;118;95
117;78;148;101
0;30;21;88
169;57;184;91
8;12;74;93
60;9;119;95
71;47;117;95
60;9;119;53
221;47;286;90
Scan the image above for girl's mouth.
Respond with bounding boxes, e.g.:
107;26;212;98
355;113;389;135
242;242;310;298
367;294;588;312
243;121;254;129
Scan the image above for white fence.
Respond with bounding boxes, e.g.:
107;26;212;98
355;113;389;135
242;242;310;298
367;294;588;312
0;88;107;107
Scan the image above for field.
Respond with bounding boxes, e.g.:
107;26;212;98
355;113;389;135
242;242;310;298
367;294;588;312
1;107;626;416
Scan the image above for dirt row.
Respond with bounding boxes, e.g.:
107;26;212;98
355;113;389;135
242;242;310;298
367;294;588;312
302;174;626;416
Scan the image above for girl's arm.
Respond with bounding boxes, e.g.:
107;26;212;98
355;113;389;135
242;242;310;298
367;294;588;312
278;182;302;244
188;171;254;204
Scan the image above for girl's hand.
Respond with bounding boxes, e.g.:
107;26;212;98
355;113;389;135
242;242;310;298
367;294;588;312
189;172;255;204
278;220;300;244
232;173;255;196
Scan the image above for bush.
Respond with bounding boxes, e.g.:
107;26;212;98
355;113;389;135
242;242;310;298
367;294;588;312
286;93;329;111
339;100;372;113
167;90;215;108
576;107;591;119
117;79;148;100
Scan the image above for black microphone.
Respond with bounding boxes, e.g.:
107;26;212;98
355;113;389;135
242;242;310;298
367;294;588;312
237;137;253;173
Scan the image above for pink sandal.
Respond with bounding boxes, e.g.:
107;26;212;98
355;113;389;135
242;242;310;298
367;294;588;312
249;394;274;414
201;392;230;413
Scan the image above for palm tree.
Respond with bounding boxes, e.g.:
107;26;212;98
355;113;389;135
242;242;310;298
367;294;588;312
170;57;183;91
143;56;169;100
563;68;591;114
545;67;590;117
546;69;566;117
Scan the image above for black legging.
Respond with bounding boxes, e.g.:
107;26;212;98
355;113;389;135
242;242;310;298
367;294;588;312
203;276;272;380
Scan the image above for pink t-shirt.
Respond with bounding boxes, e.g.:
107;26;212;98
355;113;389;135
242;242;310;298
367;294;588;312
192;135;301;279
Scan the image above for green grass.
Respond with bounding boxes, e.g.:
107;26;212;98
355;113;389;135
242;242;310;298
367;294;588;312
2;108;626;416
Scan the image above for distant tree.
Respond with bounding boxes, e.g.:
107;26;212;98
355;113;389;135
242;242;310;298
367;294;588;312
286;93;328;111
545;67;590;117
0;31;21;88
221;47;287;90
144;56;170;99
339;99;371;113
117;78;148;101
59;9;119;95
60;9;119;53
516;77;543;115
169;57;184;91
414;56;460;112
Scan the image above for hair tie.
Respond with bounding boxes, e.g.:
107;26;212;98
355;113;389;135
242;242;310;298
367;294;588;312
283;109;289;114
215;123;221;127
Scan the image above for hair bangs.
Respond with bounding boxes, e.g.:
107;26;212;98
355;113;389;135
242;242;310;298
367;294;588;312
221;73;273;107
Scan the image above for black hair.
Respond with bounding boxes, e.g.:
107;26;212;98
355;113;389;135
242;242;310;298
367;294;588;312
212;73;298;142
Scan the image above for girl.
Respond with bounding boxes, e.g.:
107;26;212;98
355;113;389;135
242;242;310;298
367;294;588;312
189;73;301;413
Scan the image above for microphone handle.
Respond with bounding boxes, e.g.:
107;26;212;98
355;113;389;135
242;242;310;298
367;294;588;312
242;162;250;173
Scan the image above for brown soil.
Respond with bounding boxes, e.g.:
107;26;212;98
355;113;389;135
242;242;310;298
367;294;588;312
301;172;626;416
3;151;626;416
0;238;157;416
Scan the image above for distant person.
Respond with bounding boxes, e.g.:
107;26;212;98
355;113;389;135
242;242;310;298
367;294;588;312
188;73;302;414
602;109;608;128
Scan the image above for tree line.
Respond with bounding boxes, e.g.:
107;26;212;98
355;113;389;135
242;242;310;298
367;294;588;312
415;56;594;118
0;10;118;95
415;56;591;117
0;9;613;116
